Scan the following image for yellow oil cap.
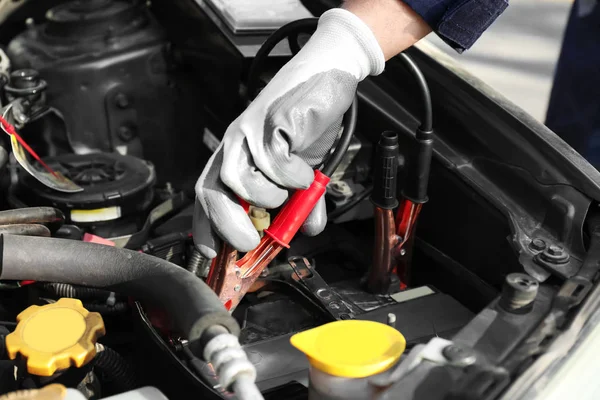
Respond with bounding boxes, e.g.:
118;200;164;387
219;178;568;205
6;298;106;376
0;384;67;400
290;320;406;378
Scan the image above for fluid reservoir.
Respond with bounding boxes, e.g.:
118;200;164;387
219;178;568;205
291;320;406;400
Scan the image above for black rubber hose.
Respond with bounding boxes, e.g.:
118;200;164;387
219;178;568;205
0;235;239;356
397;53;432;132
321;99;358;177
0;224;50;237
94;346;137;393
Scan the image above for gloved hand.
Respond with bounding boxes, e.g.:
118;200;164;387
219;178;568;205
194;8;385;258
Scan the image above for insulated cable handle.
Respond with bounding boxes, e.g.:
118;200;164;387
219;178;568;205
265;170;330;247
370;131;400;210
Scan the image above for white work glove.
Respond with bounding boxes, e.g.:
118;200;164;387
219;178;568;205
194;8;385;258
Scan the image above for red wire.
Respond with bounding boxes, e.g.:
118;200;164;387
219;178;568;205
0;114;58;177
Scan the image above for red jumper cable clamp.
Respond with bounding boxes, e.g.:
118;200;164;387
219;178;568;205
206;171;330;311
206;100;357;311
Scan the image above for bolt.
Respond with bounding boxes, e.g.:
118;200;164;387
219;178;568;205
234;285;241;292
529;238;546;252
25;18;35;30
339;313;351;320
317;289;332;300
387;313;396;328
169;337;188;352
499;273;539;313
187;248;210;278
11;69;40;89
399;249;407;256
547;245;563;256
539;244;570;265
442;344;477;367
115;93;130;109
328;180;353;199
117;125;136;142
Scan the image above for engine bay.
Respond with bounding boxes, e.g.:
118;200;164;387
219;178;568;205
0;1;596;399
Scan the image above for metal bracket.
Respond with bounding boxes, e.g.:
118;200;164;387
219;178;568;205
370;338;471;387
287;256;359;320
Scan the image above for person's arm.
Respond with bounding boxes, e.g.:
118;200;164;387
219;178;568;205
343;0;432;60
346;0;509;54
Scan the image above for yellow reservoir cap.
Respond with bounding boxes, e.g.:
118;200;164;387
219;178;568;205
6;298;106;376
0;384;67;400
290;320;406;378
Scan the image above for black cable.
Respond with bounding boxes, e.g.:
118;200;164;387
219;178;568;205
321;99;358;177
84;302;129;315
287;33;303;55
246;17;358;179
247;18;318;100
397;53;434;203
94;346;137;393
123;192;190;250
397;53;432;132
42;283;113;300
0;145;7;171
328;184;374;220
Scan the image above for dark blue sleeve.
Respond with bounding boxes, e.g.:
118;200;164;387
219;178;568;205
402;0;509;52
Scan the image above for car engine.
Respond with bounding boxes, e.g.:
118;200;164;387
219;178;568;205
0;0;593;399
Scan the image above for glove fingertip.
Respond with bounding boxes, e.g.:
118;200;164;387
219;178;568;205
213;211;261;253
193;198;220;259
301;195;327;237
196;244;217;260
301;220;326;237
232;230;261;253
288;160;315;190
